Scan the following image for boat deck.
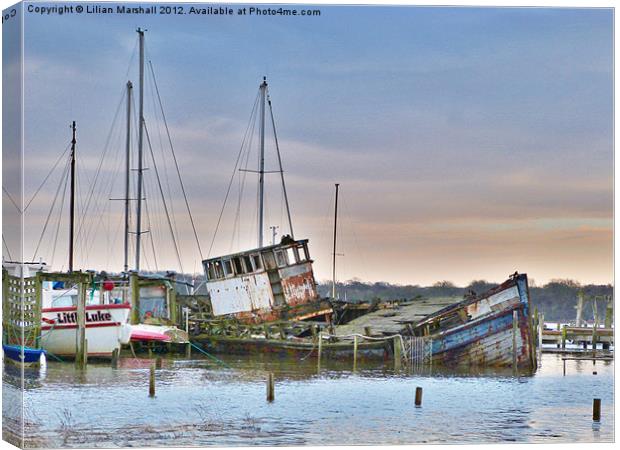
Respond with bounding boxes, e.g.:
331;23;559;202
334;297;459;338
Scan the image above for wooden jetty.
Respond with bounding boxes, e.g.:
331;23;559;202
542;326;613;351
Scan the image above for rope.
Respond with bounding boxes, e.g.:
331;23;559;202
320;332;410;363
189;341;231;369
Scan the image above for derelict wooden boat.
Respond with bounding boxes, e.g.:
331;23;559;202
412;273;537;372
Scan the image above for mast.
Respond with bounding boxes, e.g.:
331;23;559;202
267;94;294;239
124;81;133;273
69;121;76;272
135;28;146;272
258;76;267;248
332;183;339;299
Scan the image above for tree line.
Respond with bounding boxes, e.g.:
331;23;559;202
317;278;613;322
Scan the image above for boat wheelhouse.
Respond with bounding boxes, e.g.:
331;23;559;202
203;237;331;323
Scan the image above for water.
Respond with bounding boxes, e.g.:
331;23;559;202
3;352;614;447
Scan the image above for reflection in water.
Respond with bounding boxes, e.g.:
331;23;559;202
2;353;614;447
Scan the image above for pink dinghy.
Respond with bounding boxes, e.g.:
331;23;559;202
130;324;189;344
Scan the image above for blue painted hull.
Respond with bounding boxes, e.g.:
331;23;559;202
416;274;536;371
2;344;46;363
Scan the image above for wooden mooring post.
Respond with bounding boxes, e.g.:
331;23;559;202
393;336;402;371
266;372;275;402
75;279;88;370
353;335;358;372
317;331;322;372
415;387;423;407
561;325;567;350
149;363;156;397
111;348;119;369
593;398;601;422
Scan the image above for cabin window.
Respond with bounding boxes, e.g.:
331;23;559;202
286;247;298;265
263;252;277;270
275;250;287;267
214;261;225;279
223;260;233;277
233;257;244;274
252;254;263;270
51;295;76;308
206;262;216;280
243;255;253;273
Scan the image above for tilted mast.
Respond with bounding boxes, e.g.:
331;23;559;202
332;183;339;299
258;77;267;248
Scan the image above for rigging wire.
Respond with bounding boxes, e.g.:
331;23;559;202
32;156;71;261
146;65;182;253
74;88;126;251
49;164;70;267
207;91;261;258
23;143;71;212
148;60;205;260
231;95;259;251
2;235;13;260
144;122;184;273
2;187;21;214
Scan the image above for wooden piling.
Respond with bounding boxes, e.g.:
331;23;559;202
317;331;322;371
364;326;372;337
75;279;87;370
593;398;601;421
537;313;543;357
393;336;402;371
266;372;275;402
111;348;119;369
149;363;156;397
563;359;566;376
130;272;140;325
561;326;567;350
155;356;162;369
186;342;191;359
604;297;613;329
512;310;518;372
415;387;423;407
353;335;358;371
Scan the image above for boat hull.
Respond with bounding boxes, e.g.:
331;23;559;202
41;304;131;358
423;274;536;371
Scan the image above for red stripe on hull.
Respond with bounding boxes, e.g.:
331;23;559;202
41;322;121;331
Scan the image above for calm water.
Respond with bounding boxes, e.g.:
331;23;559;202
2;352;614;447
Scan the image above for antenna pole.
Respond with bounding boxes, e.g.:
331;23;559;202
69;121;76;272
267;94;294;239
135;28;145;272
332;183;339;299
124;81;133;273
258;76;267;248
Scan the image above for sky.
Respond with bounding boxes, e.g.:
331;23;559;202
2;2;614;286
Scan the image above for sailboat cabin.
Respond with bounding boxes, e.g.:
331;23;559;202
202;237;322;322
